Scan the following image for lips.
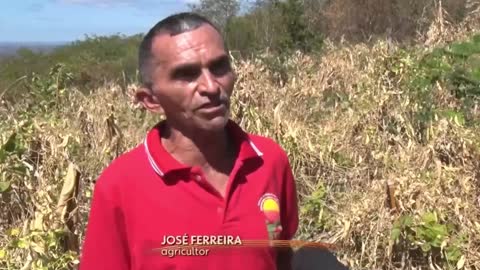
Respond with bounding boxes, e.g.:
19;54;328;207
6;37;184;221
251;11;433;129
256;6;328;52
199;99;227;108
200;102;222;109
197;101;228;113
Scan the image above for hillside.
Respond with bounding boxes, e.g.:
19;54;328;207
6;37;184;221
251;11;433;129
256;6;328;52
0;35;142;95
0;42;66;57
1;6;480;270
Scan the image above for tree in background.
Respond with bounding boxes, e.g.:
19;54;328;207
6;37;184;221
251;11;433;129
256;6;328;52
192;0;323;57
189;0;241;34
317;0;470;42
275;0;323;53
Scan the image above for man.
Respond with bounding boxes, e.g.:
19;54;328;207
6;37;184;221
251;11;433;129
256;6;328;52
79;12;298;270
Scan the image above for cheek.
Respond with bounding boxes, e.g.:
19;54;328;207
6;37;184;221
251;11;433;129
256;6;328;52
156;83;194;108
220;74;235;94
184;83;199;107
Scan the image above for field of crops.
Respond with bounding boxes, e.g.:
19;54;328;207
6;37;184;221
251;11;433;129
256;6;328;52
1;9;480;270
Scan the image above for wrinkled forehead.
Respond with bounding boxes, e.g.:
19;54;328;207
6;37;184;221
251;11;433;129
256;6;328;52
150;24;227;67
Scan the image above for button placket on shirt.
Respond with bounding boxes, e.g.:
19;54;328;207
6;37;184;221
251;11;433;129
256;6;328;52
219;160;245;224
190;169;226;219
197;173;225;217
190;160;245;223
190;166;207;186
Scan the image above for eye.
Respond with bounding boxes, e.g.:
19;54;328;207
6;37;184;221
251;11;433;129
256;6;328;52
210;57;231;76
173;66;200;81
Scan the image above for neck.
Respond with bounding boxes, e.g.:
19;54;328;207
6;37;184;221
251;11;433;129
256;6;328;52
160;120;234;171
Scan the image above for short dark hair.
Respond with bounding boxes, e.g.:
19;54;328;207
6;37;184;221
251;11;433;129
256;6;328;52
138;12;222;87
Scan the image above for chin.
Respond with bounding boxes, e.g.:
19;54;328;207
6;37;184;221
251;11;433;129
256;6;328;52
197;116;229;132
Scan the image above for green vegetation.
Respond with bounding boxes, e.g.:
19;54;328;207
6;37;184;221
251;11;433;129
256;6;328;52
391;212;467;269
0;35;142;98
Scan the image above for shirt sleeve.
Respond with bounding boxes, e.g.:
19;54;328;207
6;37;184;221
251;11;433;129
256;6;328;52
280;155;299;240
79;171;131;270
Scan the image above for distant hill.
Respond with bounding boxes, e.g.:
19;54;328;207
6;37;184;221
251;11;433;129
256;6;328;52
0;35;142;94
0;42;68;58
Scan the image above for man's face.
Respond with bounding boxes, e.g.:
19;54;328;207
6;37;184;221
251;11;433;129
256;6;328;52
139;23;235;132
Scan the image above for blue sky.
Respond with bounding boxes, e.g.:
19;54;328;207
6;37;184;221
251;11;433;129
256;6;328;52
1;0;199;43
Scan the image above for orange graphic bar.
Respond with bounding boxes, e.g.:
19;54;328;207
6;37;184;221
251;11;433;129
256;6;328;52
152;240;336;252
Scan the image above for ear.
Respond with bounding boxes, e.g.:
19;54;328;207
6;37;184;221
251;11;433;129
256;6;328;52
135;86;164;114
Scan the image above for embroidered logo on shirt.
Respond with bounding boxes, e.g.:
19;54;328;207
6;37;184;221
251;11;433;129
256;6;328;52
258;193;282;240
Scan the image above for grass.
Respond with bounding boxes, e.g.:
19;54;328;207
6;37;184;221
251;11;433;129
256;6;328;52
1;7;480;270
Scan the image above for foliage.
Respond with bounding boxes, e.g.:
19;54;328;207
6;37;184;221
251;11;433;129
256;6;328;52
0;34;141;100
1;228;79;270
274;0;323;53
407;34;480;143
222;0;323;57
300;181;334;236
189;0;240;33
0;65;80;270
391;212;466;269
423;34;480;101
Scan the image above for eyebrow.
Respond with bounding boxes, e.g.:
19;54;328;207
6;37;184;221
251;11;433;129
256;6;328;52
170;54;230;74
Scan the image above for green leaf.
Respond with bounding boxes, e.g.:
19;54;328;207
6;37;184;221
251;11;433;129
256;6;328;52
446;246;463;262
401;215;414;227
10;165;27;175
0;149;6;163
415;227;426;240
17;239;29;249
421;242;431;253
2;132;17;153
471;68;480;81
472;34;480;44
420;224;447;247
422;212;437;224
0;181;11;193
391;228;401;241
432;223;448;234
439;110;466;125
449;42;480;57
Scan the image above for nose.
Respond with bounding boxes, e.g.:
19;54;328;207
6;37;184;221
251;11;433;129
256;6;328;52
197;68;220;95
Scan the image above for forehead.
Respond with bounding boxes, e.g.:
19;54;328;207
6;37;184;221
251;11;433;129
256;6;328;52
150;24;226;66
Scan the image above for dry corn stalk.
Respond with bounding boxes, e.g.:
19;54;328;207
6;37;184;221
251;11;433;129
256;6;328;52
386;180;398;213
55;162;80;252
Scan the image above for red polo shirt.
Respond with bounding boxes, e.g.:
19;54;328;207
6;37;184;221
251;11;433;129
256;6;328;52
79;119;298;270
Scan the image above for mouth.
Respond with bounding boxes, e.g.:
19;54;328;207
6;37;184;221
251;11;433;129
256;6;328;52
197;101;228;114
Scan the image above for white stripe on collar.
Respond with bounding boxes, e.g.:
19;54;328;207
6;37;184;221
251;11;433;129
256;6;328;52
248;139;264;156
143;138;165;177
143;136;263;176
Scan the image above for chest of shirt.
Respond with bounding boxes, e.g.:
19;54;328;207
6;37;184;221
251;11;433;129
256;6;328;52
120;161;284;270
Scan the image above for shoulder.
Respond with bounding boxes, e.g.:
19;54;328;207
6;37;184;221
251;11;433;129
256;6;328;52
93;143;146;192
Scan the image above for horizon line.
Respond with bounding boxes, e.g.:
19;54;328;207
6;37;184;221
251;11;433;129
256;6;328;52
0;32;146;44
